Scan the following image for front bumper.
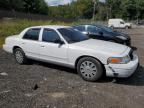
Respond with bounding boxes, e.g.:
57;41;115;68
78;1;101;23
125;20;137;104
105;53;139;78
3;44;13;53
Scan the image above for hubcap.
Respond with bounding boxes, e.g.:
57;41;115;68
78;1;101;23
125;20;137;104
15;51;23;63
80;61;97;79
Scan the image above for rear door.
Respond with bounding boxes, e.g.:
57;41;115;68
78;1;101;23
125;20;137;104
20;28;41;58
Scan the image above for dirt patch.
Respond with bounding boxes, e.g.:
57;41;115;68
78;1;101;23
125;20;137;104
48;92;67;99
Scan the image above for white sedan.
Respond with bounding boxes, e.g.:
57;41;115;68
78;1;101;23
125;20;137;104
3;25;139;81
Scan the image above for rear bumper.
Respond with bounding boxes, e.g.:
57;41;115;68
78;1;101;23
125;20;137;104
105;54;139;78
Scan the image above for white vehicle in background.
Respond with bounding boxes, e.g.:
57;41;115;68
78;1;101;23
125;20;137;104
108;19;132;29
3;26;138;82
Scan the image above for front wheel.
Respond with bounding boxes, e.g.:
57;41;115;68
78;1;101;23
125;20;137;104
77;57;103;82
14;48;27;64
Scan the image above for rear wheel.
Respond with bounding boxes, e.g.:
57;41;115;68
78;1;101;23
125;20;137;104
77;57;103;82
125;26;129;29
14;48;27;64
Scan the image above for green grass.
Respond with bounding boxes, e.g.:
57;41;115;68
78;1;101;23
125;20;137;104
0;19;72;47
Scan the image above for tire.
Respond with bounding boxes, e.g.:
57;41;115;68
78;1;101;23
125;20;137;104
77;57;103;82
13;48;27;64
125;26;129;29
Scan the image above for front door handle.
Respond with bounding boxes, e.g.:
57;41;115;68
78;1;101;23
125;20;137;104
41;45;45;47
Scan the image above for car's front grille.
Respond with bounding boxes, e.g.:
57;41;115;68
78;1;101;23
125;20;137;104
129;50;134;60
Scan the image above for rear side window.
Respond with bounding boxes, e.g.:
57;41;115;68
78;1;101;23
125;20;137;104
42;29;60;43
74;26;85;32
23;28;40;41
87;25;100;33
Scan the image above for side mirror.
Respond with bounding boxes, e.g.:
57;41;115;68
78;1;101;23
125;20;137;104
59;40;65;45
120;22;124;24
55;39;65;45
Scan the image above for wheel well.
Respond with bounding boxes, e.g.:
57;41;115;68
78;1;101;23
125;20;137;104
13;46;21;53
75;56;106;76
75;55;106;76
75;56;105;72
125;25;129;28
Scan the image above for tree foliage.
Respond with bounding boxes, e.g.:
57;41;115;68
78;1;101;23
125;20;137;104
0;0;48;15
48;0;144;20
1;0;144;20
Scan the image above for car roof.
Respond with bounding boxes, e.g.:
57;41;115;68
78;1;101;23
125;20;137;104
73;24;109;30
73;24;104;27
28;25;70;29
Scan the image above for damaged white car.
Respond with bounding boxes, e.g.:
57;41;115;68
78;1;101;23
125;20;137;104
3;26;139;81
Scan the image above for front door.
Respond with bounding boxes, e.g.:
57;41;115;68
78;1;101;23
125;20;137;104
39;28;68;64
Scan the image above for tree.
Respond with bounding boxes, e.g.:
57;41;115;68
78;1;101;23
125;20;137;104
0;0;10;10
95;2;107;20
0;0;48;15
1;0;144;20
48;0;144;20
39;0;49;14
70;0;94;19
23;0;48;14
0;0;24;11
106;0;122;19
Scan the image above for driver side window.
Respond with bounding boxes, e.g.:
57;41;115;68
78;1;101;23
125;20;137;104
74;25;85;32
87;25;99;33
42;29;60;43
120;21;124;24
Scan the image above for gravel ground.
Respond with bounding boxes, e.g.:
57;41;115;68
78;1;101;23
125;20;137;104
0;28;144;108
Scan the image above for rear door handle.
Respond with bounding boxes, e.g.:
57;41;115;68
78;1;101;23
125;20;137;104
22;42;25;45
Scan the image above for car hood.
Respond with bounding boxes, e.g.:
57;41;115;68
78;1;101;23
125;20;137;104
71;39;129;55
106;31;130;40
125;23;131;26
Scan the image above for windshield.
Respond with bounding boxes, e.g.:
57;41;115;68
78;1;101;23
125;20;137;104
58;28;89;43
